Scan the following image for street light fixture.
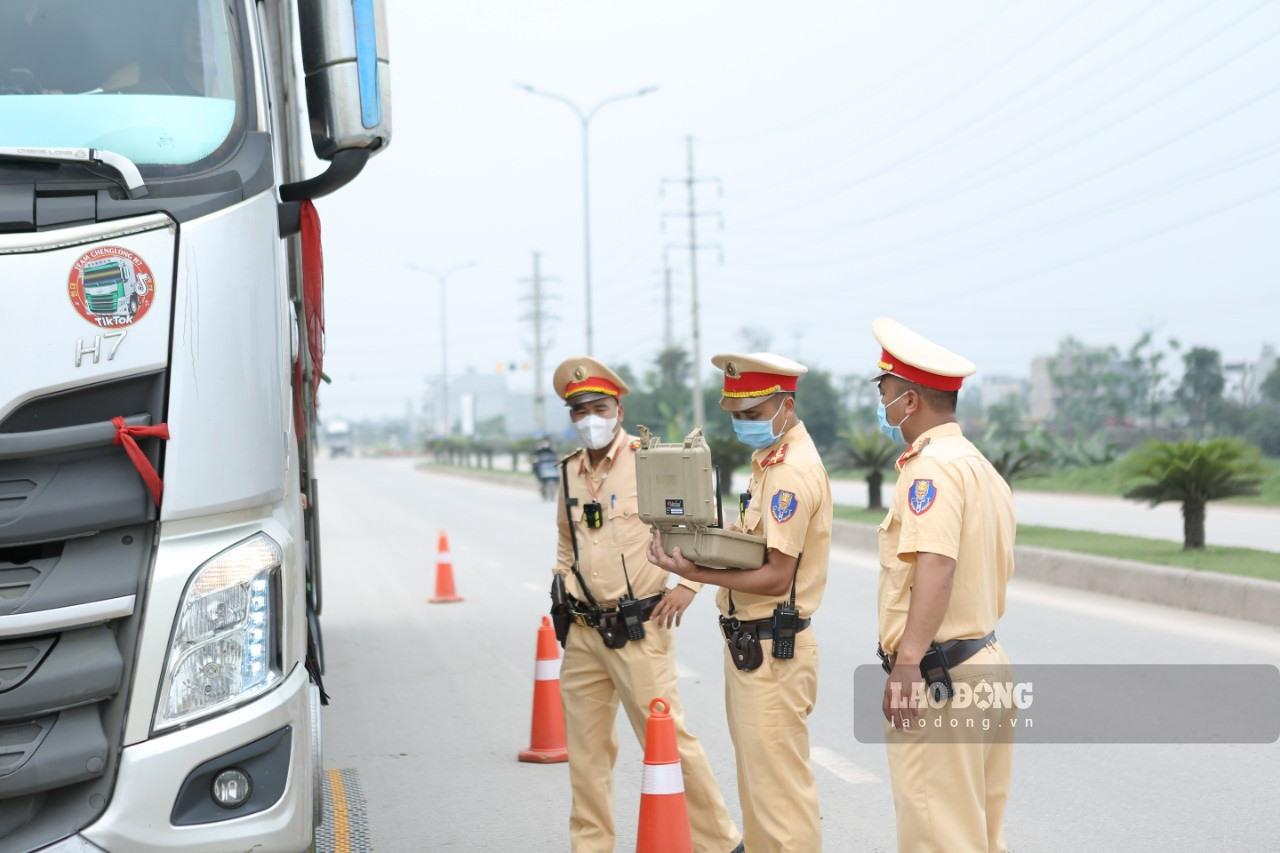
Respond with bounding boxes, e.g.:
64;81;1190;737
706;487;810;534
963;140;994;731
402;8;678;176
408;261;477;436
516;83;659;355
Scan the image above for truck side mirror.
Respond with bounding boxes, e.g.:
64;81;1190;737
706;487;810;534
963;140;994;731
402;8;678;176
282;0;392;201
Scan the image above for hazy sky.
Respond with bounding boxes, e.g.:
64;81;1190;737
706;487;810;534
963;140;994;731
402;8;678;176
316;0;1280;420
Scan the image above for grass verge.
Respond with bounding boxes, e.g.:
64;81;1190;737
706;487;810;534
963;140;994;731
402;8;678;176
834;505;1280;582
833;458;1280;507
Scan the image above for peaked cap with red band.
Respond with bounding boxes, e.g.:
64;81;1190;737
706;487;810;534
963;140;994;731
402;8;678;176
870;318;975;392
552;355;631;406
711;352;808;412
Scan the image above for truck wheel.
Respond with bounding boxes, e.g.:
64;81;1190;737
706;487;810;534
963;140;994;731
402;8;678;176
128;294;139;316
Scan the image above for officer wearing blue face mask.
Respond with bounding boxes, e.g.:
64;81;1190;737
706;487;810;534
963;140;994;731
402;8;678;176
650;351;832;852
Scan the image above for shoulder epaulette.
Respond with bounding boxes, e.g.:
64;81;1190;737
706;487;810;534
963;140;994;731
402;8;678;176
559;448;584;464
895;437;931;470
760;443;789;468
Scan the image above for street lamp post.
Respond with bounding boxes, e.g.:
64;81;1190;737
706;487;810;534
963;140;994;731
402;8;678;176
409;261;476;436
516;83;658;355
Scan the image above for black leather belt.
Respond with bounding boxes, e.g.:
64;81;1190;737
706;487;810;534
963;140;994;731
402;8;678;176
877;631;996;674
721;615;811;642
568;593;664;628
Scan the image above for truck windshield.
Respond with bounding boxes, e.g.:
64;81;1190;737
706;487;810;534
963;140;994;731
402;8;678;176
0;0;246;171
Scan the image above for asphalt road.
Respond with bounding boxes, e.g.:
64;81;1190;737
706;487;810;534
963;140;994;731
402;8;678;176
318;457;1280;852
814;476;1280;553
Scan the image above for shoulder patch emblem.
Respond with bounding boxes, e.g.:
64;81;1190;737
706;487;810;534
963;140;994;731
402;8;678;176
629;439;641;451
760;443;789;468
908;479;937;515
771;489;798;523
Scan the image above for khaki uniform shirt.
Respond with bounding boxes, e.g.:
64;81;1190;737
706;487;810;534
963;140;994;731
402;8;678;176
717;421;831;621
555;429;697;606
877;422;1016;653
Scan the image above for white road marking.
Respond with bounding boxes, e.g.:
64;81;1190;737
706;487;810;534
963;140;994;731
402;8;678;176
830;546;1280;654
522;582;543;593
676;662;699;679
1007;578;1280;655
810;746;880;785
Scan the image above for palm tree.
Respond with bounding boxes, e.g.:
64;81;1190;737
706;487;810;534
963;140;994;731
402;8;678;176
976;427;1053;486
836;430;899;510
1122;438;1264;550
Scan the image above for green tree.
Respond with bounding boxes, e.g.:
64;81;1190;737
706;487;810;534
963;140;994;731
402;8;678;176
985;396;1027;442
1244;405;1280;456
1125;331;1170;428
1122;438;1264;549
706;434;753;503
976;427;1053;486
1175;347;1225;436
1047;337;1128;437
798;367;842;452
1260;363;1280;405
833;429;899;509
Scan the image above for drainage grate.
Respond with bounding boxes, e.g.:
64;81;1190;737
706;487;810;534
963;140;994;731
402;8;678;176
315;767;372;852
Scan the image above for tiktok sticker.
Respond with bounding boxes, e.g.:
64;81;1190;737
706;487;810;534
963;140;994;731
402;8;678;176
68;246;156;328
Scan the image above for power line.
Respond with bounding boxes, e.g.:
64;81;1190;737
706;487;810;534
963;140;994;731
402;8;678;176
900;180;1280;310
662;136;723;428
709;0;1019;148
820;138;1280;286
729;0;1103;210
763;1;1276;232
755;86;1280;278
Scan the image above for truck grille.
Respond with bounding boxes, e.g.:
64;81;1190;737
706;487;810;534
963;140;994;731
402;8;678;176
85;293;118;314
0;372;165;852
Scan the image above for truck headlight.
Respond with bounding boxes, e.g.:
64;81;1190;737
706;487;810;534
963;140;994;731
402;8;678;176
156;533;283;731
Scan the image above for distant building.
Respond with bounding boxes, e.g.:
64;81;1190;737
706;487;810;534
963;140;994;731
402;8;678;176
1028;356;1056;423
978;375;1028;409
1028;345;1124;424
423;369;562;438
1225;344;1277;405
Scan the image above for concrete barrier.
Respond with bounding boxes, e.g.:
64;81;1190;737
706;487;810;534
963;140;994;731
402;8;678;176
833;520;1280;627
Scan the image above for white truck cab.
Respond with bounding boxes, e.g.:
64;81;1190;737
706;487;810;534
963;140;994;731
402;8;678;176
0;1;391;850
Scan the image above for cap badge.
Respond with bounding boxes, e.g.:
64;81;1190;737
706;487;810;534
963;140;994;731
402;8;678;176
572;366;587;381
725;361;740;378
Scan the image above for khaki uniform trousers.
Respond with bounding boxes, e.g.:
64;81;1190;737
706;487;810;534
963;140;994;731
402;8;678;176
560;621;740;853
886;642;1014;853
723;631;821;853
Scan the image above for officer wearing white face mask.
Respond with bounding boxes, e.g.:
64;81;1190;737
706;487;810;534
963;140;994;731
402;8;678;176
548;356;743;853
649;351;832;852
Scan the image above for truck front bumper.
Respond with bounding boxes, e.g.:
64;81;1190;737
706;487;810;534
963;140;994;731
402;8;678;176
44;666;316;853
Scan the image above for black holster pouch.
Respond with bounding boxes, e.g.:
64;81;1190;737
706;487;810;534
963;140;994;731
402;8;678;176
720;618;764;672
920;643;955;702
549;575;571;648
594;613;630;650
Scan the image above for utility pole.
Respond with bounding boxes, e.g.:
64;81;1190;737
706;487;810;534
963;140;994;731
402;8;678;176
662;262;674;350
663;135;723;428
408;261;476;435
519;252;558;433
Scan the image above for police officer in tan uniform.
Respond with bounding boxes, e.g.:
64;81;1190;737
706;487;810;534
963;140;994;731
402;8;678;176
869;319;1016;853
549;356;743;853
649;352;830;853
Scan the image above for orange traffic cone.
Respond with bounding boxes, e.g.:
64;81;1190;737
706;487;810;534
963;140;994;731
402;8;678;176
518;616;569;763
429;530;463;604
636;698;693;853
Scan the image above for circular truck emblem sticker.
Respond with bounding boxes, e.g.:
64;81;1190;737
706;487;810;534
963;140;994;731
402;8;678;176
67;246;156;328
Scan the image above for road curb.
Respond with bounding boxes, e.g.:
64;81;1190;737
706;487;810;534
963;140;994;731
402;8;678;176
833;520;1280;627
